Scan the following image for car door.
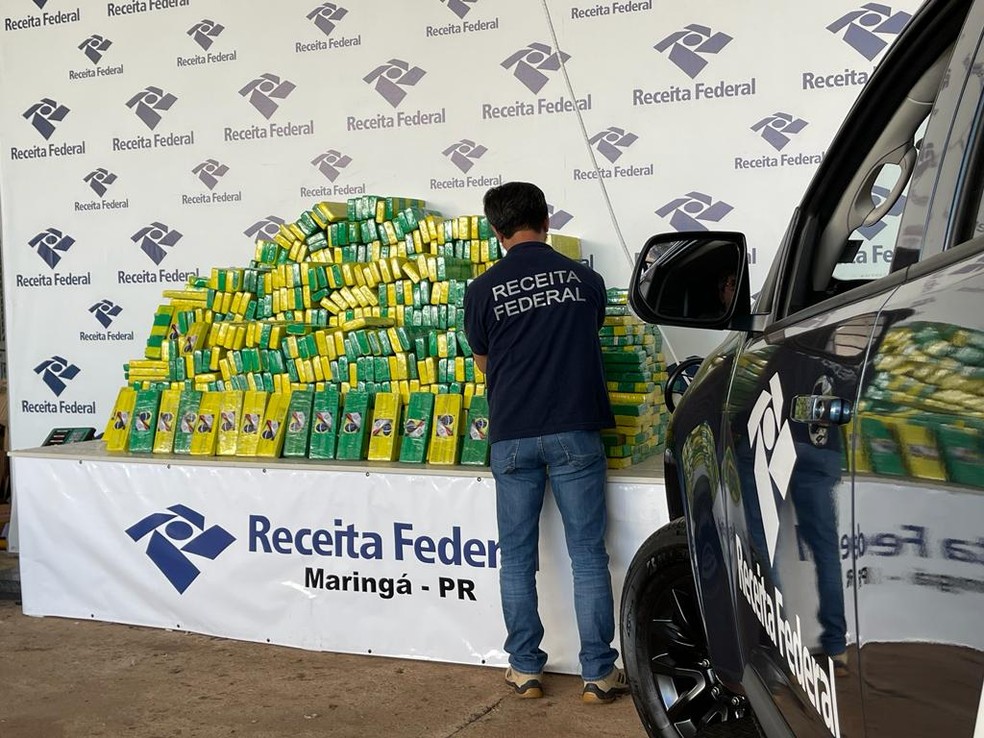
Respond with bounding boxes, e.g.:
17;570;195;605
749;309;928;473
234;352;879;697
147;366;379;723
722;3;978;736
851;4;984;732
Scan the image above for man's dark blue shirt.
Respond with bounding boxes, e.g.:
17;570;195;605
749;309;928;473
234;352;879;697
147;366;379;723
464;241;615;444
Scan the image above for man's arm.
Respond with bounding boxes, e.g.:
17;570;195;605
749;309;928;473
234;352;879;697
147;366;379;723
473;354;487;374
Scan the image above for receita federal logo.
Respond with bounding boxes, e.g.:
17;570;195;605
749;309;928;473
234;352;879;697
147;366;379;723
364;58;426;107
126;504;236;594
298;2;361;53
132;221;182;265
828;3;911;61
349;59;445;131
107;0;190;18
427;0;499;38
502;42;569;94
126;85;176;129
240;72;295;119
119;223;197;285
188;17;222;49
483;42;589;120
444;138;487;173
656;192;733;231
636;23;755;107
432;139;502;191
655;23;731;78
226;73;314;141
70;34;124;81
77;167;130;213
800;6;904;92
13;97;84;158
89;299;122;328
5;2;80;32
573;126;653;181
80;33;110;64
185;158;242;206
736;112;824;171
24;96;67;139
179;18;237;67
569;0;652;20
16;227;93;288
192;158;228;189
747;373;796;566
548;203;573;230
34;355;80;397
82;299;134;342
29;227;74;269
244;215;285;243
303;149;365;199
84;167;116;197
25;355;94;416
115;86;194;151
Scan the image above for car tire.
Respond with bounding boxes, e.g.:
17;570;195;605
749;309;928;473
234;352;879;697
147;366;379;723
621;519;742;738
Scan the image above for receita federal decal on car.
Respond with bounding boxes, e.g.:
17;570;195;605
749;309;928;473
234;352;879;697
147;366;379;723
735;373;844;738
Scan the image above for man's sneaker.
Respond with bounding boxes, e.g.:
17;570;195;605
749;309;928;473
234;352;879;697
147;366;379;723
505;666;544;699
582;667;630;704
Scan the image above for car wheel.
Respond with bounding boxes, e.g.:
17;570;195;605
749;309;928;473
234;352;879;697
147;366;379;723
621;519;744;738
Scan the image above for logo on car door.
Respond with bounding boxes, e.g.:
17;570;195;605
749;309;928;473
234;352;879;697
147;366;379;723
747;373;797;565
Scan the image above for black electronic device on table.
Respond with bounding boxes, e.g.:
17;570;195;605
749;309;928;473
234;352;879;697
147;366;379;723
41;427;97;446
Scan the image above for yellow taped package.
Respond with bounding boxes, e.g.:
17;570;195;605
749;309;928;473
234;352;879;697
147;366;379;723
367;392;402;461
427;393;462;464
190;392;222;456
216;390;244;456
104;387;137;452
151;388;182;453
256;390;293;458
236;390;269;456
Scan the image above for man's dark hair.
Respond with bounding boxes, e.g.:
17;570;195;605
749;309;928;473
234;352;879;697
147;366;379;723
483;181;549;239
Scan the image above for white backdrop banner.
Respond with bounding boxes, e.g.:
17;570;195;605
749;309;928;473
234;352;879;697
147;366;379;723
14;452;668;673
0;0;925;447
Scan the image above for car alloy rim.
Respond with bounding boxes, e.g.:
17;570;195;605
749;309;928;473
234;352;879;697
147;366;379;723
644;575;743;737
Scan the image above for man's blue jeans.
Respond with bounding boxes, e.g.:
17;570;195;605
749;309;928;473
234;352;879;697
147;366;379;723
490;430;618;680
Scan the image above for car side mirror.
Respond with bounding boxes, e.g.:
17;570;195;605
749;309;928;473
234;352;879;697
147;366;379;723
629;231;752;330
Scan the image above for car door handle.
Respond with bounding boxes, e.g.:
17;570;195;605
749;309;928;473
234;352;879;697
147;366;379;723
790;395;853;426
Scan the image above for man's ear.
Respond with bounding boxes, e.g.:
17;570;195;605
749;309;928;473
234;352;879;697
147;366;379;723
541;217;550;235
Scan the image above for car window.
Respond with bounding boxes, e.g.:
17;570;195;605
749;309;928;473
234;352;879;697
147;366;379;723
954;76;984;245
832;118;931;283
776;29;963;321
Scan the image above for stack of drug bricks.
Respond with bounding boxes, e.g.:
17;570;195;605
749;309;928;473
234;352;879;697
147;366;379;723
852;321;984;486
105;196;502;466
599;289;669;469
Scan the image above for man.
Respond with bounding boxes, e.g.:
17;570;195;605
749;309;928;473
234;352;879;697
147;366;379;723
464;182;627;704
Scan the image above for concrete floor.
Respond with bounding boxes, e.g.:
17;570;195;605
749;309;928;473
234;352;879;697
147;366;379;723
0;553;648;738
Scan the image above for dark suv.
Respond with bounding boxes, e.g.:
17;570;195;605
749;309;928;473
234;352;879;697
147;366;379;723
622;0;984;736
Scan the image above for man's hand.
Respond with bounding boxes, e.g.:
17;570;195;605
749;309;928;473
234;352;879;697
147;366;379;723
473;353;488;374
